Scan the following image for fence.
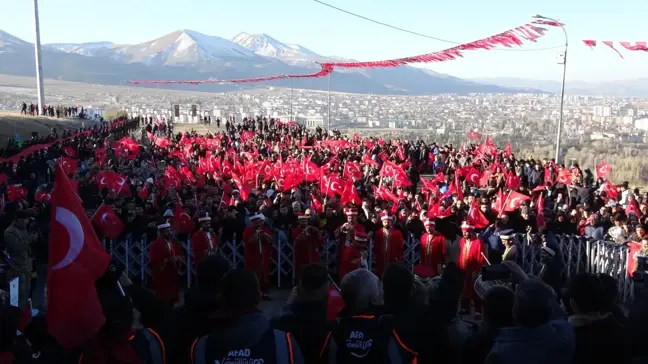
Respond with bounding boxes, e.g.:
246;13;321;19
105;231;634;303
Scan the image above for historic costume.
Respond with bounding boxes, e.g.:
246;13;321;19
293;214;323;283
419;219;447;277
242;214;274;297
335;207;365;268
458;222;487;314
373;211;404;278
339;231;369;279
149;222;184;304
191;213;220;265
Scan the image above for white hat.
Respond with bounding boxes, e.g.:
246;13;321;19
163;209;174;217
146;178;154;184
460;221;474;230
250;214;265;222
198;215;211;222
157;222;171;230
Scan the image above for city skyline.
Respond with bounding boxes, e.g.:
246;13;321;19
2;0;646;83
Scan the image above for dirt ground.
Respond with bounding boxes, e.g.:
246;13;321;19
0;112;86;142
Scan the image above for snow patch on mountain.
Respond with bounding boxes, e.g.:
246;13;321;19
232;32;326;65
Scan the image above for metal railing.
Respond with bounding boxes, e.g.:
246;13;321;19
105;230;634;303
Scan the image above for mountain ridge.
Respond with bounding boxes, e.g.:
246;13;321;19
0;28;535;95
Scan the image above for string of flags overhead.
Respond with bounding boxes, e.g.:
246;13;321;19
582;40;648;59
129;18;561;85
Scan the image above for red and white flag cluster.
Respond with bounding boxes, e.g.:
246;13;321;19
130;19;560;85
582;40;648;59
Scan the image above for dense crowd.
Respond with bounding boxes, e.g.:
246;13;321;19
1;114;647;363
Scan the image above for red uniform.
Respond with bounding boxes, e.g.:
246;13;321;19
242;224;274;295
458;237;487;312
373;227;404;278
293;227;323;283
339;245;364;279
420;232;447;277
336;222;365;265
149;237;184;304
191;229;220;265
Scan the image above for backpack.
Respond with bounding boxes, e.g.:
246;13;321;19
320;315;418;364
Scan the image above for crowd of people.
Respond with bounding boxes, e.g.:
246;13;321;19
1;113;648;363
19;103;86;119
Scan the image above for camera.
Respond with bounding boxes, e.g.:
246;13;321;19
481;264;511;281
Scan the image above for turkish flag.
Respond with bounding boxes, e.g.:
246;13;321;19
92;204;124;239
596;161;611;179
627;242;643;277
35;190;52;203
504;191;531;212
467;199;490;229
48;163;111;348
172;203;195;234
7;184;27;202
504;142;513;157
556;168;572;185
61;157;78;176
626;199;641;218
464;168;481;186
61;146;77;158
341;179;362;207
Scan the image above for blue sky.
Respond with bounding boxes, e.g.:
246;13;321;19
3;0;646;82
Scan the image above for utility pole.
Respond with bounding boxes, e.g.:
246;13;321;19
33;0;46;115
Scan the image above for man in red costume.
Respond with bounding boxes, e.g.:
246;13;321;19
242;213;274;300
291;212;309;244
339;231;369;279
419;219;447;277
373;210;404;278
293;223;323;284
191;212;220;265
149;222;185;305
334;207;365;269
458;221;487;315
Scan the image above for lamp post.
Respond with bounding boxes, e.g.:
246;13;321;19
33;0;46;115
534;14;568;164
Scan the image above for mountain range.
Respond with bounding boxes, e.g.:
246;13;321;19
2;28;534;95
474;77;648;97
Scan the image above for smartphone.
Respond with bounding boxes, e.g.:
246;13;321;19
482;264;511;281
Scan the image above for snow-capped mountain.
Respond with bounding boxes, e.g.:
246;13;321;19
232;32;326;65
47;41;115;56
112;30;260;66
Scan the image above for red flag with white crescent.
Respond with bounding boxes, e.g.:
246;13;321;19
48;163;110;348
504;191;531;212
91;204;125;239
596;161;611;179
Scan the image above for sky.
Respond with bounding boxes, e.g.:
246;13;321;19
2;0;646;82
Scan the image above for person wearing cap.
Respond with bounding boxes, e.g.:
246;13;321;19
149;219;184;305
242;213;274;300
334;207;365;267
458;221;487;315
501;234;517;262
373;210;404;278
292;213;322;283
339;230;369;279
191;212;220;266
419;218;447;277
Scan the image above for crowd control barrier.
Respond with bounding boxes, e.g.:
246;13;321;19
105;230;634;303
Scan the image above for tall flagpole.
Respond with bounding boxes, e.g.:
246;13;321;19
327;73;331;131
33;0;46;115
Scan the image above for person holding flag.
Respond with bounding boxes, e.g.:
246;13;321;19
458;221;487;315
242;213;274;300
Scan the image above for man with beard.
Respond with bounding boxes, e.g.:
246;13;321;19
419;218;447;277
243;214;274;300
192;212;220;265
458;221;487;315
373;211;404;278
149;221;184;305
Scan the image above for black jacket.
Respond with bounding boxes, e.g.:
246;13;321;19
270;300;328;363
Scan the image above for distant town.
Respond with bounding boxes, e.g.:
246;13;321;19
1;75;648;147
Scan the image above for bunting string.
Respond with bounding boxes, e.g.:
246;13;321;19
128;19;561;85
582;40;648;59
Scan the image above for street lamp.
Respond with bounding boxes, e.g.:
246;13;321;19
534;14;568;164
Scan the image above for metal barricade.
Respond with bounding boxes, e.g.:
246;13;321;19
108;231;634;303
